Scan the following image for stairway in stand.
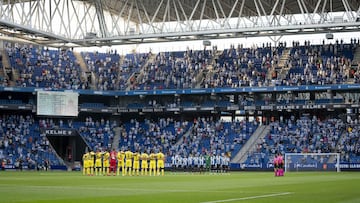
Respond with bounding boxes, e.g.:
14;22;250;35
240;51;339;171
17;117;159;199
73;51;89;72
0;50;7;81
278;48;291;80
73;51;97;89
112;127;122;151
198;49;221;88
348;46;360;83
0;49;17;86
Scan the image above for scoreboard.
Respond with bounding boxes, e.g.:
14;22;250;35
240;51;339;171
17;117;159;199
37;91;79;117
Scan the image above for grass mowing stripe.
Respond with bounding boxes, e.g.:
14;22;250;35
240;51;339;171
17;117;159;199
199;192;293;203
0;184;281;194
0;185;205;193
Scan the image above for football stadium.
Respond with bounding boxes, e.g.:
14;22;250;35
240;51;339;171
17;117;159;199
0;0;360;202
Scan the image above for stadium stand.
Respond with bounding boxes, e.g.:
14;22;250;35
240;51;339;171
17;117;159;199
337;121;360;163
0;39;360;171
5;43;87;90
285;41;357;86
118;118;192;162
131;49;212;90
82;51;147;91
3;40;359;90
0;115;63;170
171;117;258;159
202;44;284;88
76;117;116;151
244;115;346;166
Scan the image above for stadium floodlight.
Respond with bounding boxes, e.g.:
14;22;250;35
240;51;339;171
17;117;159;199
285;153;340;173
326;33;334;39
85;32;97;39
203;40;211;46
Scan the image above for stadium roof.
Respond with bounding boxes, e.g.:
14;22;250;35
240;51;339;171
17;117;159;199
80;0;360;22
0;0;359;47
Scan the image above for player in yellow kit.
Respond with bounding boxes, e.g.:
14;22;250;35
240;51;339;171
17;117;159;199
82;152;88;175
103;150;110;175
124;149;133;176
132;151;140;176
95;150;103;175
140;152;149;176
117;150;125;176
149;150;157;176
157;149;165;176
88;151;95;176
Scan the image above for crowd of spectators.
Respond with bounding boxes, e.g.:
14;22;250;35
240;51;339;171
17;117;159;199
282;39;359;86
244;115;360;165
2;39;359;91
115;116;258;163
77;117;117;151
130;48;212;90
0;115;257;168
169;117;258;160
202;43;284;88
337;119;360;163
0;114;60;170
5;43;88;90
0;112;359;170
82;50;150;90
118;118;191;159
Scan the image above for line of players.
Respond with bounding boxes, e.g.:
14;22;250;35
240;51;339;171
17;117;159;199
170;154;230;173
82;148;165;176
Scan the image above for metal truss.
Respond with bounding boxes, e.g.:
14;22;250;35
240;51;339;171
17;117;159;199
0;0;359;47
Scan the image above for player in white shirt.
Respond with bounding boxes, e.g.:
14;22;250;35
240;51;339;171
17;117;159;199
193;155;199;173
216;154;221;173
171;155;177;173
210;155;216;173
199;155;205;174
182;157;188;172
187;155;193;172
176;155;182;171
223;155;230;173
219;155;225;173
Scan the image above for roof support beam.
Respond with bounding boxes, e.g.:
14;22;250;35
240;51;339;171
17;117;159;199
0;0;359;46
93;0;108;38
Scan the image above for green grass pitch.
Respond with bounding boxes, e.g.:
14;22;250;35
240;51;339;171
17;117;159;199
0;171;359;203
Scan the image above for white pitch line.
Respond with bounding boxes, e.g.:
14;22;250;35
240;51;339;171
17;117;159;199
200;192;293;203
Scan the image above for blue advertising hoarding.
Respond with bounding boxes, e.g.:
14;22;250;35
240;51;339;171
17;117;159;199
1;84;360;96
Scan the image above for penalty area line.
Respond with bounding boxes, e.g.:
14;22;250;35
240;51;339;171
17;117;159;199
200;192;293;203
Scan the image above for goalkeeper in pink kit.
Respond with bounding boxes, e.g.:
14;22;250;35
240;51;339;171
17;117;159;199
278;153;284;176
273;154;279;176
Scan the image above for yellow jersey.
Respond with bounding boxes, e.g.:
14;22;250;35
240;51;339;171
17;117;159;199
83;153;90;168
88;152;95;166
117;151;125;161
140;153;149;161
103;151;110;161
133;153;140;161
88;152;95;162
157;152;165;161
96;152;102;160
82;153;88;162
149;153;157;162
125;150;133;160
